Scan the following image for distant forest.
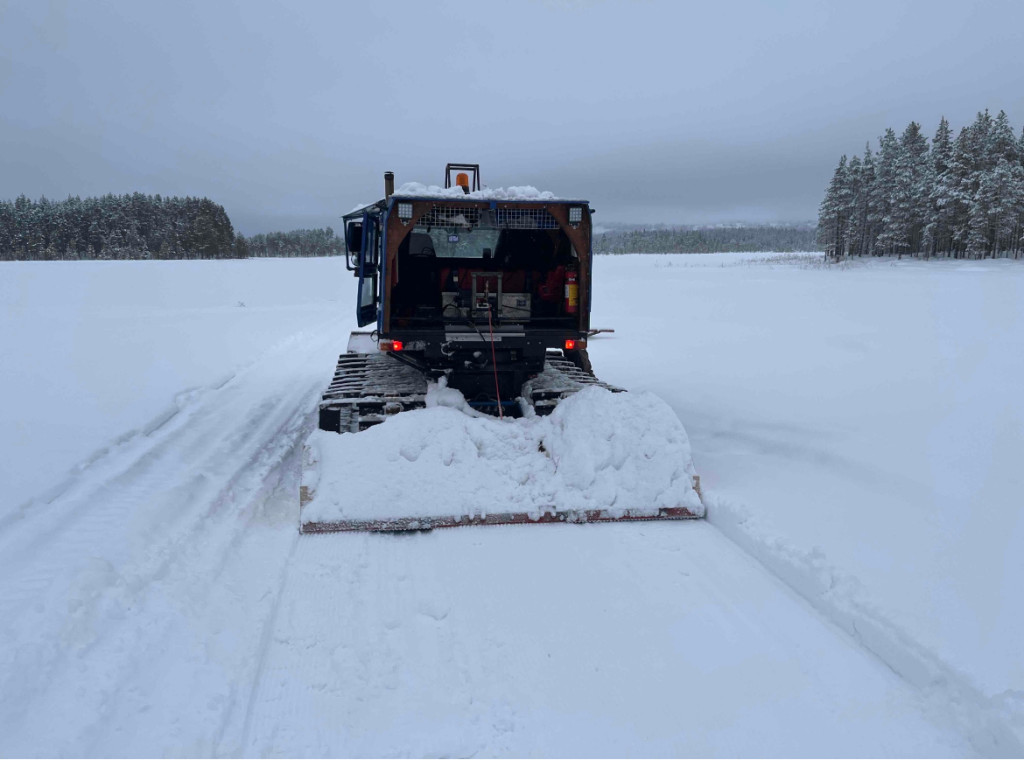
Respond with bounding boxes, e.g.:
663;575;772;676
244;228;343;258
818;109;1024;260
595;225;816;254
0;192;344;261
1;191;817;261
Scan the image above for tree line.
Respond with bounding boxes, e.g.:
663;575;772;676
595;224;816;254
818;109;1024;260
0;193;236;260
242;228;343;258
2;191;817;260
0;192;345;261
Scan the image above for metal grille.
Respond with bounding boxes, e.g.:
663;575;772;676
495;208;558;230
418;205;559;230
418;205;484;228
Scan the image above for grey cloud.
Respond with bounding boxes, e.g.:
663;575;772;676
2;0;1023;234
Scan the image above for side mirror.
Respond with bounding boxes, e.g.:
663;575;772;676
345;221;363;273
346;222;363;255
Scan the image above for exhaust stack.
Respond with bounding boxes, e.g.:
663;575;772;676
384;171;395;198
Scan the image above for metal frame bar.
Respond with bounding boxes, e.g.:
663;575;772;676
444;163;481;191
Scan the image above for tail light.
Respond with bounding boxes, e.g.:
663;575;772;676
380;340;404;352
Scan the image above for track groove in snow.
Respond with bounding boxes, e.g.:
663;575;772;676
234;532;300;757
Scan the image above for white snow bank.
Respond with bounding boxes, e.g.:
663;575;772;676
393;181;562;201
301;385;702;525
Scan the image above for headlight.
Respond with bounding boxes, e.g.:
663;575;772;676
568;206;583;224
397;202;413;222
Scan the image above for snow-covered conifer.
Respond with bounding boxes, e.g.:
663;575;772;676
817;155;851;260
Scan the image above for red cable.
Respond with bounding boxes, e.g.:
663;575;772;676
487;302;504;418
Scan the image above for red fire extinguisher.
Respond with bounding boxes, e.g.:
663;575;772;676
565;270;578;314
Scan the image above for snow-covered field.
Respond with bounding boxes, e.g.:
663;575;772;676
0;253;1021;756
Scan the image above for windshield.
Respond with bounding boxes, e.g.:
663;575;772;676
410;226;500;259
398;204;572;265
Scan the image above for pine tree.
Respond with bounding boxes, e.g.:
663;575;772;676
881;122;930;257
1016;127;1024;257
923;117;953;257
843;154;864;256
963;111;996;257
859;144;880;255
875;128;902;255
817;155;851;260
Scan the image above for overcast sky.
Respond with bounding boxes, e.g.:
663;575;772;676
2;0;1023;234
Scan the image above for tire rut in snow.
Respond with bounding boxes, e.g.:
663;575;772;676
232;531;301;757
0;320;334;536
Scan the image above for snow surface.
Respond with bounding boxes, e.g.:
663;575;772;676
592;254;1024;702
302;384;702;525
0;252;1022;756
0;257;343;511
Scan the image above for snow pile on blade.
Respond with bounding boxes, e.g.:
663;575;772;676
300;385;703;532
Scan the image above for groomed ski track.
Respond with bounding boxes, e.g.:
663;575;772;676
0;323;985;757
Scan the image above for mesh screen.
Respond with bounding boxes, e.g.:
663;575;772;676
417;205;558;230
495;208;559;230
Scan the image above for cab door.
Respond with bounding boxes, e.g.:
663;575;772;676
357;212;379;327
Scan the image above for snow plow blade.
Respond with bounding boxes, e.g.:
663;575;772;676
300;506;702;533
299;474;703;534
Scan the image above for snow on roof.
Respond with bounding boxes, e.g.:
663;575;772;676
393;181;569;201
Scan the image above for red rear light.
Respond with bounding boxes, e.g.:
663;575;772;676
392;340;404;352
379;340;404;352
565;339;576;350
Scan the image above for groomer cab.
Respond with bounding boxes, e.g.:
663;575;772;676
343;164;594;404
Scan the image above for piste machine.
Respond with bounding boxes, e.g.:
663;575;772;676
301;164;703;532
